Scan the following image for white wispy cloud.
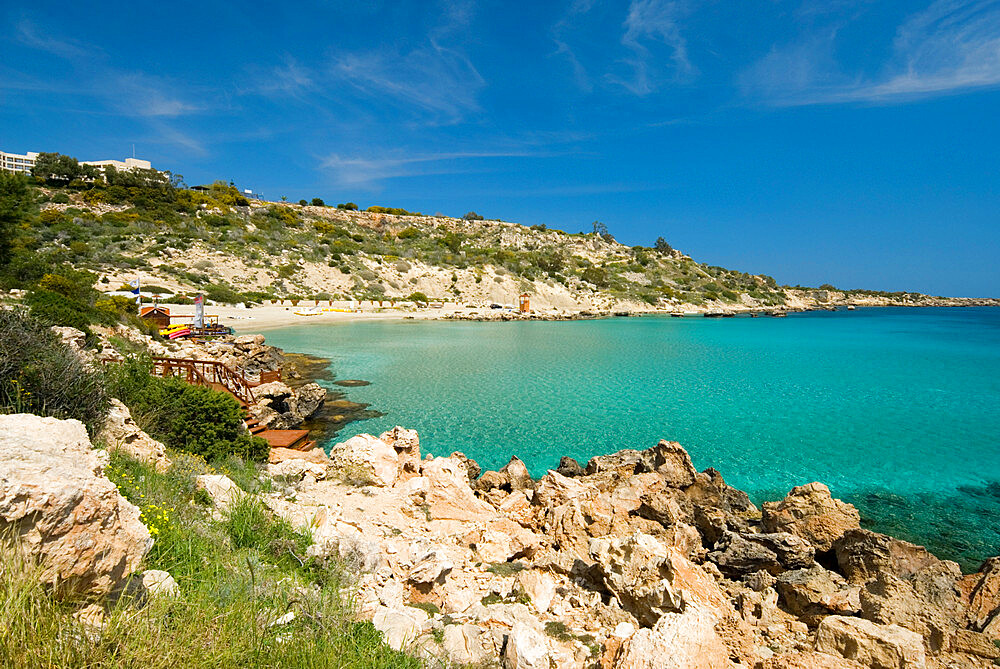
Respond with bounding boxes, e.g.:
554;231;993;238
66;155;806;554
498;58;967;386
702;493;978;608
320;150;544;188
11;17;209;154
608;0;695;95
551;0;598;92
743;0;1000;105
326;1;485;125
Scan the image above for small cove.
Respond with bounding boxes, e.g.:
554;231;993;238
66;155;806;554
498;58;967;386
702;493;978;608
261;307;1000;569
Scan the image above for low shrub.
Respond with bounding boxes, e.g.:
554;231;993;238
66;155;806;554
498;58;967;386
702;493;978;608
0;309;108;432
104;357;269;462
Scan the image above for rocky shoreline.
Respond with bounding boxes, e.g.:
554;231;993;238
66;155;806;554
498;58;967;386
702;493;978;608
15;324;1000;668
254;430;1000;668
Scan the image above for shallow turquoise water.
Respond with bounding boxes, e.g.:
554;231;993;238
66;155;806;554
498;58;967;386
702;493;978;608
261;308;1000;568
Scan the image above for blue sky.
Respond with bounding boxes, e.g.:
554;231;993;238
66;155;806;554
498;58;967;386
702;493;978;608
2;1;999;296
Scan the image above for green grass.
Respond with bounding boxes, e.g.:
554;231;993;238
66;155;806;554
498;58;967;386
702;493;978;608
0;451;424;668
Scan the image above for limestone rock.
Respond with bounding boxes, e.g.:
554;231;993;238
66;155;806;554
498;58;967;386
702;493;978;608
614;605;734;669
964;557;1000;631
288;382;326;419
814;615;926;669
708;531;782;577
443;624;492;665
834;529;948;584
408;551;453;584
380;426;422;478
500;456;534;490
502;622;550;669
556;456;584;477
329;434;399;487
419;456;496;522
589;532;683;626
516;570;556;614
141;569;179;598
267;458;327;484
758;652;865;668
372;605;428;651
194;474;244;512
96;399;171;472
762;483;860;552
0;414;152;598
776;566;859;624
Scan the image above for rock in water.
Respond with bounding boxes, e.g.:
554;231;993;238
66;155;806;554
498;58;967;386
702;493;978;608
762;482;861;552
289;382;326;419
0;414;152;598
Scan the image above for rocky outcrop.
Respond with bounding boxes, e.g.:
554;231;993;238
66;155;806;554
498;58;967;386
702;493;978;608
0;414;151;598
814;616;926;668
249;380;327;430
96;399;171;472
254;428;999;669
762;483;861;552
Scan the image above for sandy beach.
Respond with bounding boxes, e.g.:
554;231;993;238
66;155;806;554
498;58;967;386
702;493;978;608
161;303;458;332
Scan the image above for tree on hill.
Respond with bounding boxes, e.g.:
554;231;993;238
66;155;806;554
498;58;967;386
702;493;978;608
463;211;484;220
311;197;325;206
655;237;673;254
0;172;30;267
32;153;90;182
337;202;358;210
592;220;615;243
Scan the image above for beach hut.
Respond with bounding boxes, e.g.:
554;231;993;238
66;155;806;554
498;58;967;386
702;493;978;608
139;305;171;329
518;293;530;313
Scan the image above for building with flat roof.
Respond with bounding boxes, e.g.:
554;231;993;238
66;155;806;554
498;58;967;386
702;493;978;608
0;150;39;174
82;157;152;171
0;149;154;174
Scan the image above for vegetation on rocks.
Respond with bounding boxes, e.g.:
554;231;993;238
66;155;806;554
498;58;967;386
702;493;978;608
0;448;421;668
104;356;269;462
0;309;108;432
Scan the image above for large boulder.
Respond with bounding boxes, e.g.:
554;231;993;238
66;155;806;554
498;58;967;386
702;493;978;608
589;532;684;626
502;622;551;669
762;483;860;552
834;529;947;584
96;399;171;472
195;474;245;512
329;434;399;487
964;557;1000;631
417;456;496;522
585;440;697;489
776;566;859;624
613;605;735;668
814;616;926;669
0;414;152;597
288;382;326;419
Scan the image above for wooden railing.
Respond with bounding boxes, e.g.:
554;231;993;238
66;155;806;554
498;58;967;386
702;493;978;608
151;357;265;405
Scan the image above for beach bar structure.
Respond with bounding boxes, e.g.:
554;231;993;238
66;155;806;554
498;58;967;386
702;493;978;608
518;293;530;313
139;305;171;329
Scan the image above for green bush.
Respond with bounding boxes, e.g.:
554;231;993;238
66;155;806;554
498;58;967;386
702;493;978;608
105;358;269;462
25;289;96;333
406;292;429;304
0;309;108;432
396;226;420;239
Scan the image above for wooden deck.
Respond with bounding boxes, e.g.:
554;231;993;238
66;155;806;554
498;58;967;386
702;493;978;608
256;429;312;450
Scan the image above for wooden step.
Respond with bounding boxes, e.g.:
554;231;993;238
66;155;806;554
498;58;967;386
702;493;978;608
257;429;311;450
250;425;266;435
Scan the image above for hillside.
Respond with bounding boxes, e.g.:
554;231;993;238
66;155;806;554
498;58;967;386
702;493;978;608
5;170;993;312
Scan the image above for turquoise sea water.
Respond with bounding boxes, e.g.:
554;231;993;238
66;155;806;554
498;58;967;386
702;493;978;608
260;308;1000;568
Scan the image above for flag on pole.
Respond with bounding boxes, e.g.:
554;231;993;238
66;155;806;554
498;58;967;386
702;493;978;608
194;294;204;329
128;279;140;295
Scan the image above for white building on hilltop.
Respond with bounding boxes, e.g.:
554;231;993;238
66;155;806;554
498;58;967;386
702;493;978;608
82;157;152;171
0;149;154;174
0;150;39;174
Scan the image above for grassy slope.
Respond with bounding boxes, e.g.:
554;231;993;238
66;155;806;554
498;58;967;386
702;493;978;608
22;182;791;308
0;449;423;668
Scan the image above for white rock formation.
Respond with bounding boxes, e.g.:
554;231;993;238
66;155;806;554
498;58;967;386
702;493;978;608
0;414;151;597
